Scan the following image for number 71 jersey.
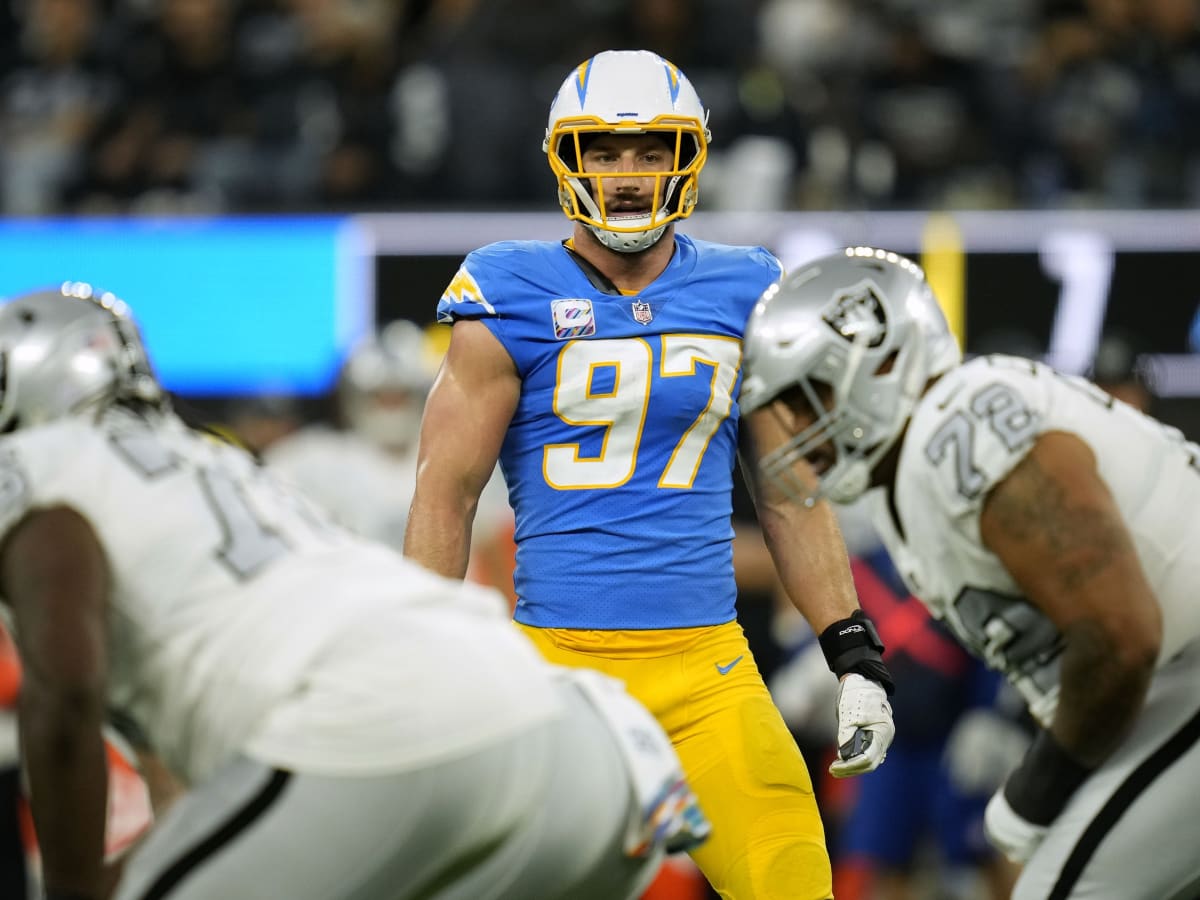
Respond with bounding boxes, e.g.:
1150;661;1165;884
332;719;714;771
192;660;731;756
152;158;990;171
437;236;782;630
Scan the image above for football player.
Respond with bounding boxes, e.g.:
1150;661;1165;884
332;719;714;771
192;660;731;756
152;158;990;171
404;49;895;900
264;320;517;601
264;320;437;551
0;283;708;900
740;247;1200;900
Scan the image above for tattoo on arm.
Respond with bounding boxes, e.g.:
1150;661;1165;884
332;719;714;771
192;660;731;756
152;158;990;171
984;436;1160;766
985;450;1128;594
1056;618;1152;765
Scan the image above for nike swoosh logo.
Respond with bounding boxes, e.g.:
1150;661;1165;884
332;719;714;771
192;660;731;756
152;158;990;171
715;655;744;675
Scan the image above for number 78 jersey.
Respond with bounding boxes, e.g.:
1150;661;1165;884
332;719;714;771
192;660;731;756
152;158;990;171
869;354;1200;726
437;236;782;629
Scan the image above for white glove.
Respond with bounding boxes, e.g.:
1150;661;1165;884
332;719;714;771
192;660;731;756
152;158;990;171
984;787;1048;863
943;708;1031;796
828;673;894;778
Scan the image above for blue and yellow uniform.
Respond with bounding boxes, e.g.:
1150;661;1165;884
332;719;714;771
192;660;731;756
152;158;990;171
438;235;832;899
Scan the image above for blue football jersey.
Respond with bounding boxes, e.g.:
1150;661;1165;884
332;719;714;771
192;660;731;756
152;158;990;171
437;235;781;629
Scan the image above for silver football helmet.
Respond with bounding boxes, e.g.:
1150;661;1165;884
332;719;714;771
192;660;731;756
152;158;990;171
337;319;435;451
544;49;710;254
0;282;164;432
740;247;962;505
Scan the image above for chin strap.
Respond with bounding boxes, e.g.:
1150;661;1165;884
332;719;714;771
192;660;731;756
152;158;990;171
566;173;683;254
586;221;668;254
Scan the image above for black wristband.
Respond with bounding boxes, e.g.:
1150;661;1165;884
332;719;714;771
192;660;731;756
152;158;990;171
1003;729;1094;826
818;610;895;695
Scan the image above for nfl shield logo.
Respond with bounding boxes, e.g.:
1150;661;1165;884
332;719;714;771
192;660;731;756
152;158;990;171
631;301;653;325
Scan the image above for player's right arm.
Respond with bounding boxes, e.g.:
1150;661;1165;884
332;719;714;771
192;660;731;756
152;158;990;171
976;431;1160;861
981;432;1160;769
404;319;520;579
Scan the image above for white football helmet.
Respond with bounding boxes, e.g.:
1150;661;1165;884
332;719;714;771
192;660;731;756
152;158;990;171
740;247;962;505
0;282;165;432
338;319;435;451
544;49;710;253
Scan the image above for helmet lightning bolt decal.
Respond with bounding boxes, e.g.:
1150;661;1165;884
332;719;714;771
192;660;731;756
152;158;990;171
663;62;681;105
575;59;593;107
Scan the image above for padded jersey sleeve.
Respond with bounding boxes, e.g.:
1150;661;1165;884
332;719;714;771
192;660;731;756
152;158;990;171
757;246;784;284
0;421;132;549
436;241;547;327
433;242;555;381
436;253;499;325
726;243;782;301
900;355;1053;528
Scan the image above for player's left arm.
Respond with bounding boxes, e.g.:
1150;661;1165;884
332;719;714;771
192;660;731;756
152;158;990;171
739;408;860;629
979;430;1161;855
740;413;895;777
0;505;111;900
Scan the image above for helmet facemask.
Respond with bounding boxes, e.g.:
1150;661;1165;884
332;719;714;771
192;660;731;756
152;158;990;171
547;119;707;253
757;324;929;507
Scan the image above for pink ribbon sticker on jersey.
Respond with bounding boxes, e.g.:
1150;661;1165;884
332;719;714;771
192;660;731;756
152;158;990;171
551;298;597;339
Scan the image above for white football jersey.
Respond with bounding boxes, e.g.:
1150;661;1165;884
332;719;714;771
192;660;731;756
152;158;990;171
264;426;514;553
264;426;418;550
0;408;561;784
867;354;1200;726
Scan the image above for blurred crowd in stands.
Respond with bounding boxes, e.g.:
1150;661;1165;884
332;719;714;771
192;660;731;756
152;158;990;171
2;0;1199;217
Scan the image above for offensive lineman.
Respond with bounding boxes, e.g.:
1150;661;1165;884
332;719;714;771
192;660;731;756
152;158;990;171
0;284;707;900
740;247;1200;899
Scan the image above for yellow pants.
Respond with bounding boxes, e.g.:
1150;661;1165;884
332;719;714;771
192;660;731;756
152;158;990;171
518;620;832;900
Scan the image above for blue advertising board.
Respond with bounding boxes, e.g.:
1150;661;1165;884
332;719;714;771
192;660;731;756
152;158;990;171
0;216;373;395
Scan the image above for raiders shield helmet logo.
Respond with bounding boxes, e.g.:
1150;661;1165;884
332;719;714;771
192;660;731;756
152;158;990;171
823;281;887;347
